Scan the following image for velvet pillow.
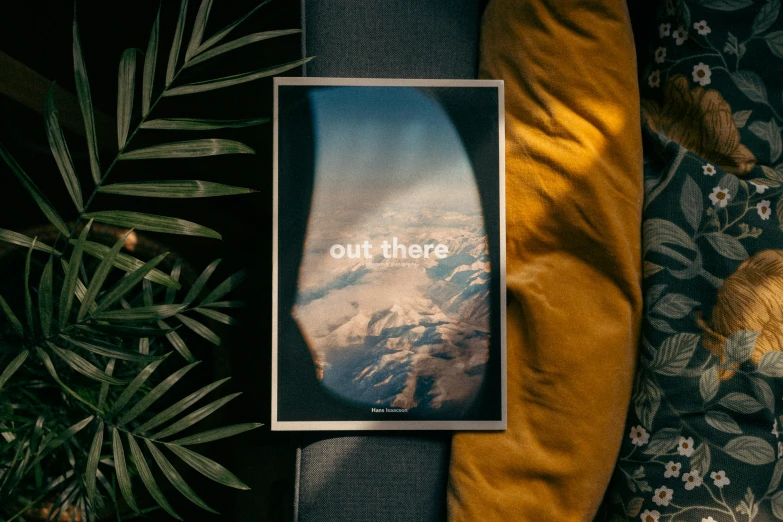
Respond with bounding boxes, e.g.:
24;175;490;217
605;1;783;520
447;0;644;520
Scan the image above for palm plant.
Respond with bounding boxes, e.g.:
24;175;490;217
0;1;308;520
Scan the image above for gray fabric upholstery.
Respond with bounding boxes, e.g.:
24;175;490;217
302;0;483;79
295;434;452;522
293;1;484;521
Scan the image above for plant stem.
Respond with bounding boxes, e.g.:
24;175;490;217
52;59;189;256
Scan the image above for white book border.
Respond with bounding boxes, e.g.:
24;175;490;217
272;77;506;431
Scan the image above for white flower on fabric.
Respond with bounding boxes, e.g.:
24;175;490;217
702;163;716;176
710;470;730;488
751;181;768;193
709;186;731;208
655;47;667;64
683;469;704;490
702;517;717;522
630;425;650;446
678;437;695;456
774;419;780;437
758;200;772;220
694;20;711;35
664;461;682;478
692;63;712;86
649;70;661;88
673;26;689;45
778;441;783;458
652;485;674;506
640;509;661;522
660;23;672;38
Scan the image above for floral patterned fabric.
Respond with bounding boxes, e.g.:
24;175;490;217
606;0;783;521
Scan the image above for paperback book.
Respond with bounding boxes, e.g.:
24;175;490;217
273;78;505;430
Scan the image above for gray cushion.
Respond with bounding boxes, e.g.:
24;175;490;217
293;1;484;520
302;0;483;79
295;434;451;522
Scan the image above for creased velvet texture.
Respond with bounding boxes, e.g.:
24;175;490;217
448;0;644;520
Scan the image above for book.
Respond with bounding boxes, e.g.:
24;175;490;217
273;78;505;430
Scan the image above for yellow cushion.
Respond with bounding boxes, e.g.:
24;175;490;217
447;1;644;520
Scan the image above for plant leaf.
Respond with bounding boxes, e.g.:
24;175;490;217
29;415;93;469
59;334;162;362
73;13;101;184
167;0;188;84
167;443;249;490
0;351;28;391
177;313;220;345
194;307;236;325
98;359;115;409
60;259;94;316
0;142;69;235
197;0;269;52
172;423;261;445
80;323;175;338
141;117;269;130
118;362;200;426
94;252;169;313
86;210;221;239
185;0;215;63
718;392;764;414
164;57;313;96
98;180;254;198
139;336;150;355
127;434;182;520
201;269;246;305
47;342;127;385
723;435;776;465
186;29;300;68
117;49;137;149
136;377;229;433
24;240;35;334
160;320;196;362
112;427;139;513
705;410;743;434
59;221;92;329
119;138;254;160
0;228;59;254
45;85;83;211
85;421;104;506
109;358;166;417
152;392;240;439
145;439;218;514
165;259;183;304
34;347;93;408
39;256;54;337
79;231;130;321
142;6;160;116
201;300;245;309
651;333;700;376
143;278;154;306
754;0;780;34
184;259;221;304
92;304;186;323
0;292;25;340
80;240;180;289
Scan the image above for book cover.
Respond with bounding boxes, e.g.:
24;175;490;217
273;78;505;430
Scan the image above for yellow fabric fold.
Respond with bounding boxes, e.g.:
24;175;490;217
448;1;643;520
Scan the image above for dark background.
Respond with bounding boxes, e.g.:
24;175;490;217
0;0;302;520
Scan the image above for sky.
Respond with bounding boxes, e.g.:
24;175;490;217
307;86;479;207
